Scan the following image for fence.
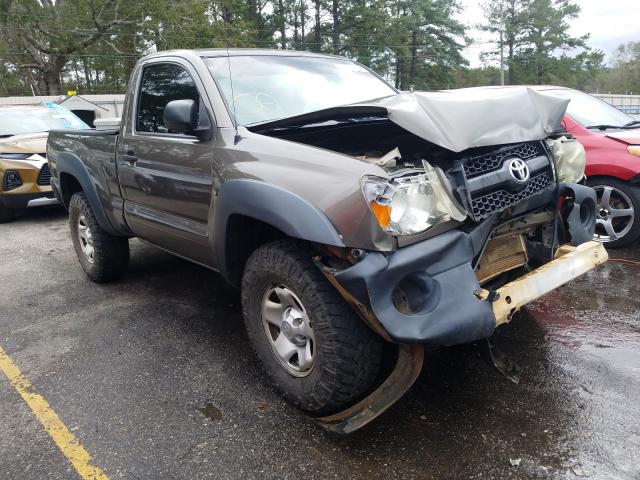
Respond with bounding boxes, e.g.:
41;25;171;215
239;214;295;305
595;94;640;116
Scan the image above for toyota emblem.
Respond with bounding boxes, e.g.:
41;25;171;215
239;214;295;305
507;158;530;183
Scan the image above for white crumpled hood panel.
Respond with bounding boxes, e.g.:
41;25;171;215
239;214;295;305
371;87;569;153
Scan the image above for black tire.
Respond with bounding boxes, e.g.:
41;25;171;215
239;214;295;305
587;177;640;248
241;240;383;415
0;203;15;223
69;192;129;282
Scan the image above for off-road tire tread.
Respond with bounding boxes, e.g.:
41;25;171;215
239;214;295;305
242;240;383;415
69;192;129;282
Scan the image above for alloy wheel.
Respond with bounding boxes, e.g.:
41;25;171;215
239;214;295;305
592;185;635;243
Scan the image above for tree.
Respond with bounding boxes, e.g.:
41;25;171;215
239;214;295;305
598;42;640;94
480;0;600;86
1;0;133;94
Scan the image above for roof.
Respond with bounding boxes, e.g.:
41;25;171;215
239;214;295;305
56;94;109;111
143;48;348;61
443;85;570;93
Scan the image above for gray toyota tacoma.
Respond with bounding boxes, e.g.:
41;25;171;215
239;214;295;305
48;49;607;433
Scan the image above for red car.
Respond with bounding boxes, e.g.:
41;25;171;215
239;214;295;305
535;87;640;247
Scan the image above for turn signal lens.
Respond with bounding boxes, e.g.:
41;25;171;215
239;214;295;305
628;145;640;157
362;161;467;236
370;201;391;228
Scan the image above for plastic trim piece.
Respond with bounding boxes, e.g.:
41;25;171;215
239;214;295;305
332;229;497;346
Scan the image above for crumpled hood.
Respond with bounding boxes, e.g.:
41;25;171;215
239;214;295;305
0;132;48;154
366;88;569;152
251;87;569;153
604;128;640;145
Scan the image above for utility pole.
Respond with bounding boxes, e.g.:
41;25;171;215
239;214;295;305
499;1;505;86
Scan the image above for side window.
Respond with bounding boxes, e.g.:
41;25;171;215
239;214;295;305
136;63;208;134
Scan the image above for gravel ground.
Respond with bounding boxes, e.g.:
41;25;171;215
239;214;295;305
1;207;639;479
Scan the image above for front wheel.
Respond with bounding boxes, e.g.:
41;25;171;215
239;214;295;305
241;240;383;415
69;192;129;282
587;177;640;248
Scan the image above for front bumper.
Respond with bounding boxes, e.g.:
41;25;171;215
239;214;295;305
326;183;604;347
0;191;57;209
330;236;607;346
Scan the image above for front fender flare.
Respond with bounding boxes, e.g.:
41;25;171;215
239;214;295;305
215;179;345;279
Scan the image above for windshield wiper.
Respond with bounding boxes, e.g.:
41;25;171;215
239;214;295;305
586;124;623;130
623;120;640;128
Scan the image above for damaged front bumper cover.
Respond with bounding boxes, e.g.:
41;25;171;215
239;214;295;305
321;233;608;347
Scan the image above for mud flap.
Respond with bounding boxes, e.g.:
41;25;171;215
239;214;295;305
314;344;424;434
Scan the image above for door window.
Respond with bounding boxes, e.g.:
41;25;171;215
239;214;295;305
136;63;209;133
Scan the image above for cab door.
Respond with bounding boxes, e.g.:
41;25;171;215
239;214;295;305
118;60;216;265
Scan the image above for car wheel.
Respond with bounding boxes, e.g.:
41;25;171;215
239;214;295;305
69;192;129;282
0;203;15;223
587;177;640;248
241;240;383;415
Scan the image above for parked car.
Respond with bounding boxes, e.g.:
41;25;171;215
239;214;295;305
0;103;88;222
533;87;640;247
47;50;607;433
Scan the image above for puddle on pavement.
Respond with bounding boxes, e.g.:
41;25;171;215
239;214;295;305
198;403;223;421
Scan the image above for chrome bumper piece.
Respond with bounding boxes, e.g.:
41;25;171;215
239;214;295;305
27;197;59;207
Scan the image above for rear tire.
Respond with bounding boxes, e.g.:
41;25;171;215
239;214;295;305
0;203;15;223
587;177;640;248
69;192;129;282
241;240;383;415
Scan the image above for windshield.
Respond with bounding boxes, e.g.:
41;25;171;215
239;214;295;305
0;104;89;136
543;89;632;128
204;55;396;126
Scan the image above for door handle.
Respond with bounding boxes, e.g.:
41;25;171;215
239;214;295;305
121;150;137;165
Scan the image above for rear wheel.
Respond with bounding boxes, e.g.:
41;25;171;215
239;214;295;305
69;192;129;282
0;203;15;223
587;177;640;248
241;240;383;415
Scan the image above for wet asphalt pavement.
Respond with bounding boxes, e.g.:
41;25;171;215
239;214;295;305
1;207;639;480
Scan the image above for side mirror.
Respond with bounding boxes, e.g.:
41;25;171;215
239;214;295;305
163;99;198;134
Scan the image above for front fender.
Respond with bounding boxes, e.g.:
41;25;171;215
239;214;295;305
215;179;345;279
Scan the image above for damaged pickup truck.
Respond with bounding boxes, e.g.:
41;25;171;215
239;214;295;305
47;49;607;433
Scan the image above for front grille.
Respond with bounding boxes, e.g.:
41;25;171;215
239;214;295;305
471;171;552;219
462;141;554;220
464;142;543;178
37;164;51;186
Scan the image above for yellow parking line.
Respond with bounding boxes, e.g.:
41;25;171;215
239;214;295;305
0;346;109;480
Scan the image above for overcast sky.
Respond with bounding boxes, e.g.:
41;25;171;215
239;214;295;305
457;0;640;67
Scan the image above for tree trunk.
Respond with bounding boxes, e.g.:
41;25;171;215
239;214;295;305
44;55;67;95
300;0;306;48
395;49;402;89
278;0;286;49
331;0;340;54
409;30;417;80
314;0;321;52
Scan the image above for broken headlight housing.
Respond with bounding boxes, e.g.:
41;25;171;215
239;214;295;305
363;161;467;236
547;136;586;184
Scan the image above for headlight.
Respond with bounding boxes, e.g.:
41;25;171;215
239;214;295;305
363;161;467;236
546;136;586;183
628;145;640;157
